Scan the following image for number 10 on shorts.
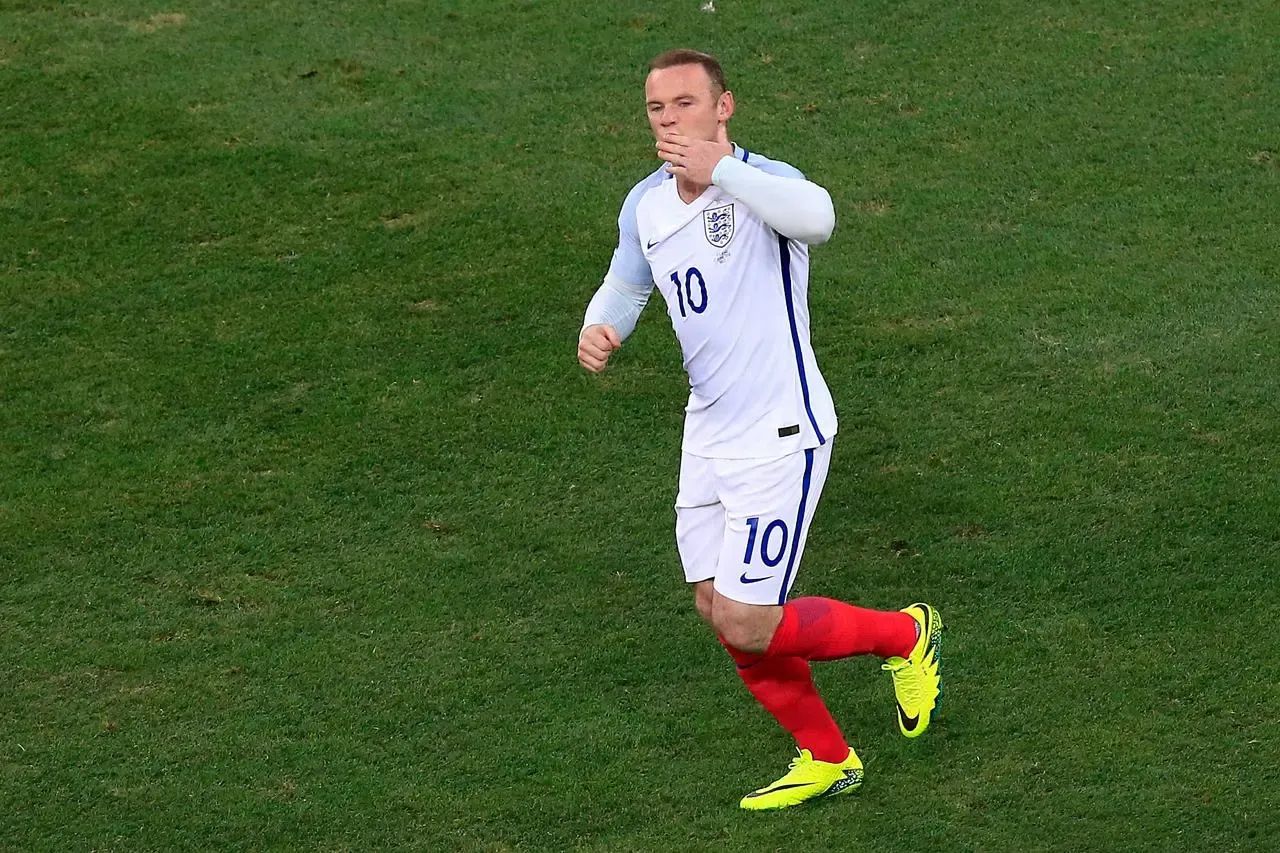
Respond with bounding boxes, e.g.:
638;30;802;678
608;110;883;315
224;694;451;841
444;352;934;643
743;517;789;567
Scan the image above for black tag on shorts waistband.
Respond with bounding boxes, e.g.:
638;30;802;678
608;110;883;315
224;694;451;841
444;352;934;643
777;424;800;438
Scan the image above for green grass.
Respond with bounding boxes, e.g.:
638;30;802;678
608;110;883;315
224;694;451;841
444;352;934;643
2;1;1278;850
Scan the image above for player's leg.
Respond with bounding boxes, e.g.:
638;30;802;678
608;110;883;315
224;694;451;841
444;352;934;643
708;444;862;809
719;622;848;763
729;653;864;809
727;441;941;739
716;441;942;738
715;592;914;659
713;441;918;662
692;578;715;627
674;448;857;808
718;593;942;740
712;443;943;808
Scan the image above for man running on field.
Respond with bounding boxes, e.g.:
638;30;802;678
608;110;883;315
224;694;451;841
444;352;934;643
577;48;944;811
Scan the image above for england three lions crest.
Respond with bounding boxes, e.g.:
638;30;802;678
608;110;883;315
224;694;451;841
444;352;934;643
703;204;735;248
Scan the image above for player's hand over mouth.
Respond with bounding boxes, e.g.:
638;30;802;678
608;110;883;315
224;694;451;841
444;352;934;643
657;127;733;185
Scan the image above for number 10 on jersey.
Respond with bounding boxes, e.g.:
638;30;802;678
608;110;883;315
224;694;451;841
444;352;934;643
670;267;707;318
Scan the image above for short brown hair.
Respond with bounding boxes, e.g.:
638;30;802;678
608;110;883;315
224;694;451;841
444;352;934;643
648;49;727;96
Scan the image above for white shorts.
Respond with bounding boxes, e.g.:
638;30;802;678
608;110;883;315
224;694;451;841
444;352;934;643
674;442;833;606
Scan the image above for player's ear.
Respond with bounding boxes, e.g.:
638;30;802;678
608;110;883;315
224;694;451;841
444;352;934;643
717;90;735;125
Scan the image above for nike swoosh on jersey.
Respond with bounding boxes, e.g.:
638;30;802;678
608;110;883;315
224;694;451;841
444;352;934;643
739;572;774;584
646;239;658;249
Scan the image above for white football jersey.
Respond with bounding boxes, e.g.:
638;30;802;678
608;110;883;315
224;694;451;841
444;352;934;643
606;146;837;459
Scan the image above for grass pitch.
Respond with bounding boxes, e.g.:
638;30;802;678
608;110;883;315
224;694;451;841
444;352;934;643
2;1;1277;850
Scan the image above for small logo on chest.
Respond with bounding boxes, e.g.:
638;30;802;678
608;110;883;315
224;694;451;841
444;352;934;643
703;203;735;248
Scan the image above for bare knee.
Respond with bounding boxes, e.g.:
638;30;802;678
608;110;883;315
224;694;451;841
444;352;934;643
711;594;783;654
692;580;716;626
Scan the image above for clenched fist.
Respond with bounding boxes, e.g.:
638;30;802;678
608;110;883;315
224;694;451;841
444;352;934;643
578;324;622;373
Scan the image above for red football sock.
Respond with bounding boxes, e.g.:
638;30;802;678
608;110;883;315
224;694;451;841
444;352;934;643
766;597;917;662
723;641;849;764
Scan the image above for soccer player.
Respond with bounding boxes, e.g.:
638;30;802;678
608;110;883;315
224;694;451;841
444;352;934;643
577;49;943;811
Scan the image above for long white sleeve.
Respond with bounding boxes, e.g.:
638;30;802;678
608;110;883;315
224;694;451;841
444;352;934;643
711;156;836;245
581;270;653;340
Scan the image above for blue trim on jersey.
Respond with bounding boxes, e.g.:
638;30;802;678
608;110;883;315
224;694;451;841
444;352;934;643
777;448;815;604
740;147;750;162
778;234;826;445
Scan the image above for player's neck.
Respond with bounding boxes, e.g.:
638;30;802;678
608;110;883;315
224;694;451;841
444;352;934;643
675;176;710;205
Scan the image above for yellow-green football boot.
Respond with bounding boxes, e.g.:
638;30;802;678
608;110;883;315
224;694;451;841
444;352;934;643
882;603;943;738
739;748;864;811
